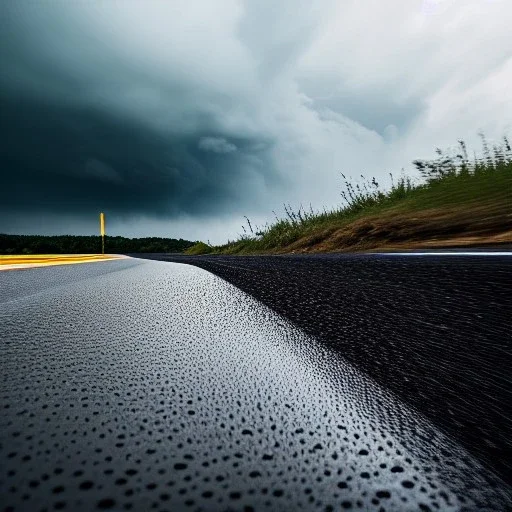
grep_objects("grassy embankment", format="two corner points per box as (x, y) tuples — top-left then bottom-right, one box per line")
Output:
(187, 135), (512, 255)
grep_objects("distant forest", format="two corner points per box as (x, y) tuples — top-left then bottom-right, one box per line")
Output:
(0, 234), (197, 255)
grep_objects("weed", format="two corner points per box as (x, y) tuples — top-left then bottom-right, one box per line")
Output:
(203, 134), (512, 254)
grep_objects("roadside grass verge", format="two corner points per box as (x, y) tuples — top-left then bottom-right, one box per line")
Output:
(185, 135), (512, 255)
(185, 241), (213, 255)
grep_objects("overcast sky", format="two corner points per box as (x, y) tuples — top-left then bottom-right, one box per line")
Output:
(1, 0), (511, 242)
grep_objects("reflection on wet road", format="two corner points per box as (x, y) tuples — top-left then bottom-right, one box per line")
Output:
(1, 258), (511, 511)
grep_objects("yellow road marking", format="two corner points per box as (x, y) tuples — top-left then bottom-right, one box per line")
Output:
(0, 254), (128, 271)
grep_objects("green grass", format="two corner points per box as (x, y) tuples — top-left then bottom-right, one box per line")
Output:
(195, 134), (511, 255)
(185, 241), (214, 255)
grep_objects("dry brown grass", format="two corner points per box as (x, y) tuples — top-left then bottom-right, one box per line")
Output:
(277, 199), (512, 253)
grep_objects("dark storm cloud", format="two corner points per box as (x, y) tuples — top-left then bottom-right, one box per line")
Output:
(0, 1), (279, 227)
(0, 91), (277, 217)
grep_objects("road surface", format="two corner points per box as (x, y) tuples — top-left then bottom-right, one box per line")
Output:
(136, 253), (512, 485)
(1, 256), (511, 511)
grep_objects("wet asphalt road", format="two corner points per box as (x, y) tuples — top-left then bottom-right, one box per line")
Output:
(1, 256), (511, 511)
(135, 254), (512, 485)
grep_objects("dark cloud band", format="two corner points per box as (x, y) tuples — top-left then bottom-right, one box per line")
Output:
(0, 91), (277, 219)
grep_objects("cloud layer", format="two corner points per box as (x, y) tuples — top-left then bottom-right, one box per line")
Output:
(1, 0), (511, 241)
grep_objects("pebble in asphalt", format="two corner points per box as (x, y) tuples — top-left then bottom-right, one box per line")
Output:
(1, 258), (511, 511)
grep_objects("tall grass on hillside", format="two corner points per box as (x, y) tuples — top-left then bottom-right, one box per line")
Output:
(185, 135), (511, 255)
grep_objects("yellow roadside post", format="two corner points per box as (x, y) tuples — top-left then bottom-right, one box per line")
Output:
(100, 212), (106, 255)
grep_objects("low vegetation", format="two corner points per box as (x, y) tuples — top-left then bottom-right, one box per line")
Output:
(184, 241), (214, 255)
(0, 235), (196, 255)
(186, 134), (512, 255)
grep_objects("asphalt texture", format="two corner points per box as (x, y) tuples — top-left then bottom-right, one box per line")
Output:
(136, 253), (512, 487)
(1, 256), (511, 511)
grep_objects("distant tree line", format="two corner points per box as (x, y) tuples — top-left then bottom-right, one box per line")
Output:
(0, 234), (197, 255)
